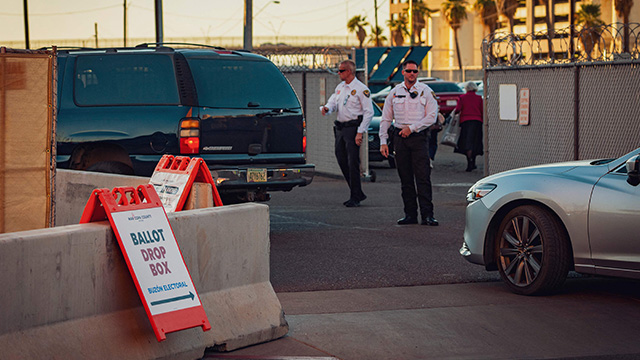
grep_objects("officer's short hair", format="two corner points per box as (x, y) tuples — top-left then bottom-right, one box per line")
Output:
(402, 60), (419, 69)
(341, 60), (356, 74)
(465, 81), (479, 92)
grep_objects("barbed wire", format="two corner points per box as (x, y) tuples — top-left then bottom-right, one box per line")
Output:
(252, 46), (352, 73)
(483, 22), (640, 68)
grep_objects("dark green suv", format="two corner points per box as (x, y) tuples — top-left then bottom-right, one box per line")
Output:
(56, 44), (314, 202)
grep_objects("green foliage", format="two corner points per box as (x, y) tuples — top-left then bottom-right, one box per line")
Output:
(442, 0), (469, 30)
(473, 0), (498, 32)
(576, 3), (604, 28)
(347, 15), (370, 48)
(368, 25), (388, 46)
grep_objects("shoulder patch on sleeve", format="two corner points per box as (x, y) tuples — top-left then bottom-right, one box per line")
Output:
(364, 90), (370, 98)
(431, 91), (437, 100)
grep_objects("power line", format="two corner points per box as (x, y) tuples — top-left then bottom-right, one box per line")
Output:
(0, 4), (121, 17)
(129, 4), (242, 21)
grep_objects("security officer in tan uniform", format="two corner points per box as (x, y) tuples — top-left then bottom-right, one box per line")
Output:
(379, 60), (439, 225)
(320, 60), (374, 207)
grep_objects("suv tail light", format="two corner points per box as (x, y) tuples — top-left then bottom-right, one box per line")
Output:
(302, 119), (307, 153)
(179, 118), (200, 154)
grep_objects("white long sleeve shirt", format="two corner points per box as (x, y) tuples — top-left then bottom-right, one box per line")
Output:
(379, 81), (439, 145)
(322, 78), (374, 134)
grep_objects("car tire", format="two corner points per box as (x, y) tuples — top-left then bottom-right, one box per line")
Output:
(495, 205), (570, 295)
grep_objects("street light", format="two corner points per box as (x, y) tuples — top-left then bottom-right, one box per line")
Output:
(244, 0), (280, 51)
(255, 0), (280, 18)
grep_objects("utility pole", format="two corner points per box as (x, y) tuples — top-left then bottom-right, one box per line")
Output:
(94, 23), (99, 48)
(23, 0), (30, 49)
(346, 0), (349, 46)
(244, 0), (253, 51)
(155, 0), (163, 45)
(374, 0), (380, 47)
(124, 0), (127, 47)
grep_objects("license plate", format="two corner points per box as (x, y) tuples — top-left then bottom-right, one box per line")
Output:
(247, 168), (267, 182)
(446, 99), (457, 106)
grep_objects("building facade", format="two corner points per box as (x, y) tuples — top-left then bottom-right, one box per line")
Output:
(388, 0), (638, 81)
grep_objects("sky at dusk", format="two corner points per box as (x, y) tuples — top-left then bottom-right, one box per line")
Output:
(0, 0), (391, 43)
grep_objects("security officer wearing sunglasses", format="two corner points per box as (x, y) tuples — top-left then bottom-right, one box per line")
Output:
(320, 60), (374, 207)
(379, 60), (439, 226)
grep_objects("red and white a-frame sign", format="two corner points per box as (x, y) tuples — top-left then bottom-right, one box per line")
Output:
(80, 184), (211, 341)
(149, 155), (223, 213)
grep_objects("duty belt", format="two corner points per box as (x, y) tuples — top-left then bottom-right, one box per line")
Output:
(334, 116), (362, 130)
(393, 126), (428, 137)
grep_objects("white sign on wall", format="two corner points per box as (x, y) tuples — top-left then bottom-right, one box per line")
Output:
(499, 84), (518, 121)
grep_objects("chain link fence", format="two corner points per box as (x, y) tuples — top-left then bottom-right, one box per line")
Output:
(483, 23), (640, 174)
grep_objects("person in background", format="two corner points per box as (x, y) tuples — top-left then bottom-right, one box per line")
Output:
(453, 81), (484, 172)
(379, 60), (439, 226)
(320, 60), (374, 207)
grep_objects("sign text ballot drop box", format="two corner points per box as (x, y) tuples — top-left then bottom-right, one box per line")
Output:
(80, 184), (211, 341)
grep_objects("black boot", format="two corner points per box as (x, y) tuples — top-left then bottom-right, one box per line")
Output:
(465, 157), (476, 172)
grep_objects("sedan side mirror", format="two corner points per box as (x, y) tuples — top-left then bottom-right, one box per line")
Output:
(626, 155), (640, 186)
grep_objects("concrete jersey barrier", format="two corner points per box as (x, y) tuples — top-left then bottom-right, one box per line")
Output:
(1, 170), (288, 359)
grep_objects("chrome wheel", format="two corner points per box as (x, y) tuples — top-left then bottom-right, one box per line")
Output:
(496, 205), (570, 295)
(499, 215), (544, 287)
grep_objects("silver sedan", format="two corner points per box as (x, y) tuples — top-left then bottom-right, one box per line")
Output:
(461, 147), (640, 295)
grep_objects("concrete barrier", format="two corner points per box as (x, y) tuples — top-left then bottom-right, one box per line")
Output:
(55, 169), (150, 226)
(1, 170), (288, 359)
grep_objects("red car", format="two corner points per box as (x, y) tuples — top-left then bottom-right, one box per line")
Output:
(372, 79), (464, 116)
(422, 80), (465, 116)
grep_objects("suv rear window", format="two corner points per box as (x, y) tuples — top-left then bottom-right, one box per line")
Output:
(187, 58), (300, 109)
(74, 54), (180, 106)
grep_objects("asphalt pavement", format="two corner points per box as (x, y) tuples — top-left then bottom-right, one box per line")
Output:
(203, 145), (640, 360)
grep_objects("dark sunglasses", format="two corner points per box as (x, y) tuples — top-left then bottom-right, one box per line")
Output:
(404, 69), (419, 74)
(338, 69), (348, 73)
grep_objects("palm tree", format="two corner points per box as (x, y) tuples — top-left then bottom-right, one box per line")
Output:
(408, 1), (437, 45)
(473, 0), (498, 35)
(387, 15), (409, 46)
(347, 15), (370, 48)
(614, 0), (634, 53)
(368, 25), (388, 46)
(474, 0), (498, 64)
(496, 0), (518, 33)
(442, 0), (468, 78)
(576, 3), (604, 59)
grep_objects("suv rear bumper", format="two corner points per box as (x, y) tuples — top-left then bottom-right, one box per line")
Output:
(210, 164), (315, 192)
